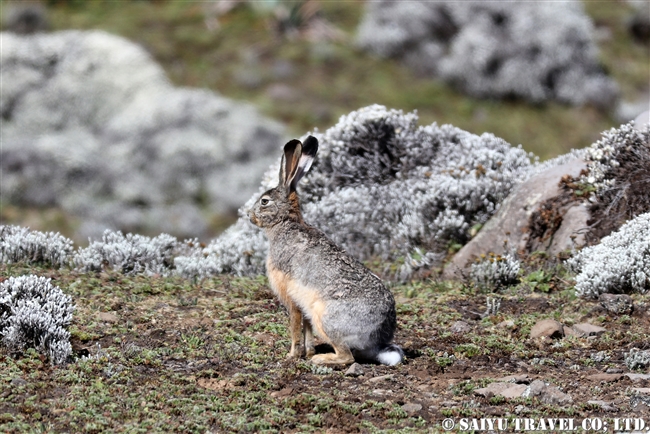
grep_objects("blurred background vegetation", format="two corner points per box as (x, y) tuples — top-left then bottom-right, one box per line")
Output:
(1, 0), (648, 240)
(17, 0), (649, 159)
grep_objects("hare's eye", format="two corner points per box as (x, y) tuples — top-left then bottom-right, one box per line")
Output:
(261, 198), (269, 206)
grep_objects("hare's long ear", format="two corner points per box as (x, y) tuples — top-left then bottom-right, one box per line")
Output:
(280, 139), (303, 190)
(288, 135), (318, 192)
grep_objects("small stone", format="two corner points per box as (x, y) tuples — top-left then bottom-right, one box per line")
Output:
(497, 320), (515, 329)
(630, 394), (650, 411)
(530, 319), (564, 339)
(270, 387), (294, 398)
(572, 323), (606, 337)
(450, 320), (471, 334)
(501, 384), (528, 399)
(474, 382), (526, 399)
(368, 374), (395, 383)
(97, 312), (118, 323)
(586, 373), (622, 382)
(372, 389), (393, 396)
(523, 379), (572, 405)
(563, 325), (580, 337)
(345, 363), (364, 377)
(401, 403), (422, 414)
(588, 400), (618, 412)
(495, 374), (529, 384)
(523, 379), (546, 397)
(474, 382), (510, 398)
(633, 388), (650, 394)
(605, 367), (623, 374)
(626, 373), (650, 381)
(10, 378), (27, 387)
(599, 293), (634, 315)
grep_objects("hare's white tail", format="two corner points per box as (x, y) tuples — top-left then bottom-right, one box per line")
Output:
(376, 344), (404, 366)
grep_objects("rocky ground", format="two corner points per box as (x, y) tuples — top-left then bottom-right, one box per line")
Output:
(1, 260), (649, 433)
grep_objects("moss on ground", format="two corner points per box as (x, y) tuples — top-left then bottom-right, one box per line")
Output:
(1, 259), (649, 432)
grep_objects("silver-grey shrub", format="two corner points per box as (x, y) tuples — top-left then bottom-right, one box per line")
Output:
(0, 225), (74, 267)
(625, 348), (650, 371)
(356, 1), (618, 107)
(0, 275), (74, 364)
(176, 105), (533, 280)
(0, 30), (283, 240)
(567, 212), (650, 298)
(74, 230), (186, 276)
(470, 253), (520, 290)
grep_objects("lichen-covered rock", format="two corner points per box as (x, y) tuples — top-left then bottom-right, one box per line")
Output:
(357, 1), (619, 107)
(444, 157), (588, 277)
(0, 30), (284, 240)
(0, 276), (74, 364)
(175, 105), (534, 280)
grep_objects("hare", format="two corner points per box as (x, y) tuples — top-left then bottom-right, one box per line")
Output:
(248, 136), (403, 366)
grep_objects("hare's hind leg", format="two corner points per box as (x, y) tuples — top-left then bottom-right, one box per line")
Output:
(311, 342), (355, 365)
(287, 302), (303, 359)
(303, 318), (315, 358)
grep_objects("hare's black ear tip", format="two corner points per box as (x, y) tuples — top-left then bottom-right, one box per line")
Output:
(284, 139), (302, 153)
(303, 135), (319, 155)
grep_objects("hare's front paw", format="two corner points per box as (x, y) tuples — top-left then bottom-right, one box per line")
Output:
(311, 353), (354, 366)
(287, 346), (306, 359)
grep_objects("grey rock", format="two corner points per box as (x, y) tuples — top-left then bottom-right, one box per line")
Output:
(445, 159), (588, 276)
(523, 379), (572, 405)
(97, 312), (119, 323)
(626, 373), (650, 381)
(345, 363), (365, 377)
(634, 110), (650, 130)
(474, 382), (527, 399)
(599, 293), (634, 315)
(530, 319), (564, 340)
(10, 378), (27, 387)
(587, 400), (618, 412)
(586, 373), (622, 382)
(572, 323), (607, 337)
(401, 403), (423, 414)
(497, 320), (516, 329)
(368, 374), (395, 383)
(563, 325), (580, 337)
(630, 394), (650, 410)
(449, 320), (472, 334)
(495, 374), (529, 384)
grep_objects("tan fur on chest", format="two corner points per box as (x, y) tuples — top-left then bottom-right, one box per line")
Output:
(266, 261), (293, 308)
(266, 260), (328, 341)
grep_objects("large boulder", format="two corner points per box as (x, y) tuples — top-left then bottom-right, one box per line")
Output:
(0, 30), (284, 240)
(444, 158), (588, 278)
